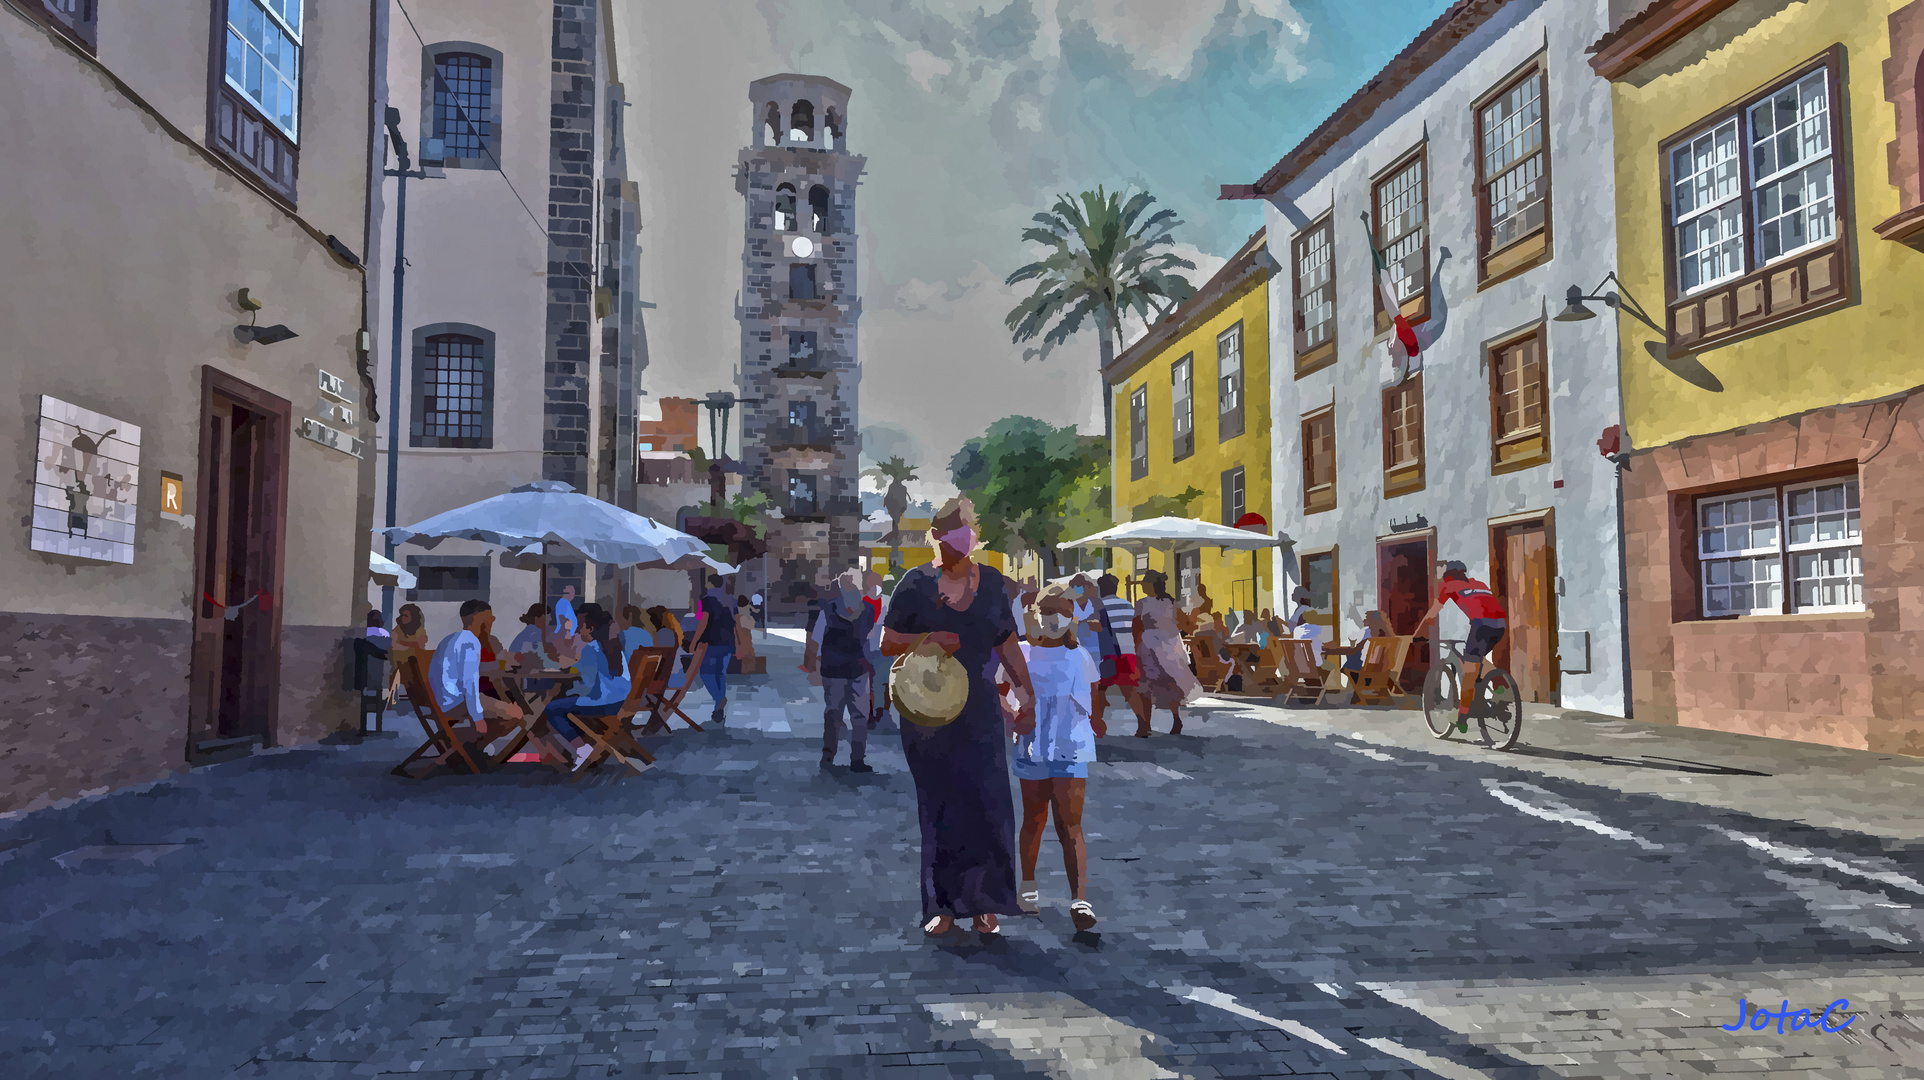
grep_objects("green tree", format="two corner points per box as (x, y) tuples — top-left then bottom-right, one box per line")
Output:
(860, 455), (920, 573)
(1131, 485), (1204, 522)
(1004, 186), (1198, 439)
(950, 417), (1107, 580)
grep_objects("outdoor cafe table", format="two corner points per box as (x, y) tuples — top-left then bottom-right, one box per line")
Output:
(479, 662), (578, 769)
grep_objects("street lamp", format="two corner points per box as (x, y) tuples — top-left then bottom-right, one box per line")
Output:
(1554, 272), (1664, 334)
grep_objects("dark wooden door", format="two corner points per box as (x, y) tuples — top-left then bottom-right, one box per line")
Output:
(1376, 536), (1433, 691)
(1494, 519), (1556, 704)
(188, 382), (287, 755)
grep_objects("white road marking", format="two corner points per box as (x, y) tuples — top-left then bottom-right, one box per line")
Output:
(1334, 741), (1397, 762)
(1359, 1037), (1504, 1080)
(1168, 985), (1347, 1054)
(1706, 825), (1924, 895)
(1482, 779), (1664, 851)
(1314, 982), (1347, 998)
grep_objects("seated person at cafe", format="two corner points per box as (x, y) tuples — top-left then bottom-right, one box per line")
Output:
(429, 600), (526, 748)
(543, 602), (632, 771)
(1328, 610), (1393, 675)
(507, 604), (547, 668)
(1285, 585), (1328, 664)
(1228, 609), (1265, 647)
(619, 604), (656, 662)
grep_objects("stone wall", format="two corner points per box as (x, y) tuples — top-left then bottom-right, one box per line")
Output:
(1624, 385), (1924, 754)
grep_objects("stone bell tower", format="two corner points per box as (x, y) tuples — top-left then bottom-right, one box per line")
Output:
(735, 75), (866, 614)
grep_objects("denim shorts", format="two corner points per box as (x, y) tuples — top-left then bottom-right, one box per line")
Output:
(1012, 756), (1089, 781)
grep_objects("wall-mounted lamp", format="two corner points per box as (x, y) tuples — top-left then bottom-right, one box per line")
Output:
(234, 288), (299, 345)
(1553, 272), (1664, 335)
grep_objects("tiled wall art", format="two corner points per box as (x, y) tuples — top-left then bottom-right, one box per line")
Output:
(31, 395), (140, 563)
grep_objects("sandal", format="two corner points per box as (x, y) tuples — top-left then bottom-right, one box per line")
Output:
(1018, 882), (1040, 915)
(973, 913), (1000, 934)
(922, 914), (954, 935)
(1070, 900), (1097, 931)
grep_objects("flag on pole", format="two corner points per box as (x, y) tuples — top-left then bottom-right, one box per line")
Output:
(1363, 217), (1422, 385)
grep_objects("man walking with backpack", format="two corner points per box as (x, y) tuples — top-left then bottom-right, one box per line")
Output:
(802, 569), (879, 772)
(691, 573), (737, 724)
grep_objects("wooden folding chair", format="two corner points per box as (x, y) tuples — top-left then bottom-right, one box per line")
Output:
(1189, 637), (1232, 693)
(643, 641), (709, 734)
(565, 651), (665, 781)
(391, 653), (485, 779)
(1246, 640), (1288, 696)
(1277, 639), (1329, 705)
(1346, 635), (1414, 707)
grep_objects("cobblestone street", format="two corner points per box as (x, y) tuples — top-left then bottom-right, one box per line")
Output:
(6, 630), (1924, 1079)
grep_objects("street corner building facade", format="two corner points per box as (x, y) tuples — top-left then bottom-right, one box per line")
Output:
(367, 0), (643, 628)
(0, 0), (378, 810)
(1225, 0), (1629, 715)
(1106, 229), (1277, 611)
(1595, 0), (1924, 753)
(735, 74), (866, 615)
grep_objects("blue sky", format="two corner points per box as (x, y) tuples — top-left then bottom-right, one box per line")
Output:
(621, 0), (1456, 497)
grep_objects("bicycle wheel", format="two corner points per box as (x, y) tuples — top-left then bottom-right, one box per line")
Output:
(1477, 666), (1523, 750)
(1421, 662), (1459, 738)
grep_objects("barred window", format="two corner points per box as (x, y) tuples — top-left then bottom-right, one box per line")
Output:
(1374, 154), (1428, 304)
(1477, 67), (1548, 259)
(1697, 477), (1861, 617)
(412, 332), (493, 448)
(433, 53), (494, 161)
(1292, 218), (1335, 366)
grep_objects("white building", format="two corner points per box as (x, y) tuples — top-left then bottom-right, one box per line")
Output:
(1225, 0), (1629, 714)
(367, 0), (642, 632)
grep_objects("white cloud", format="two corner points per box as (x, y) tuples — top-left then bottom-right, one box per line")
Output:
(904, 48), (954, 89)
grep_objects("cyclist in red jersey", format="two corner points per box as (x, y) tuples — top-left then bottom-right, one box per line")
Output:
(1416, 561), (1509, 730)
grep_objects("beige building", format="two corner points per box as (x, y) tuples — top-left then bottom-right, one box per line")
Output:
(367, 0), (643, 633)
(1, 0), (380, 810)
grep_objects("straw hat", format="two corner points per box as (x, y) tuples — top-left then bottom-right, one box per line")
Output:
(891, 637), (969, 727)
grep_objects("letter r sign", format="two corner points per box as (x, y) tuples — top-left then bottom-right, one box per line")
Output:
(160, 472), (184, 518)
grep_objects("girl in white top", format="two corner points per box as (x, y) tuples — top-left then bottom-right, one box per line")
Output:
(1012, 582), (1103, 932)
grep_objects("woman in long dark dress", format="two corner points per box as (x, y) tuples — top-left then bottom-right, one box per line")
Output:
(881, 497), (1036, 935)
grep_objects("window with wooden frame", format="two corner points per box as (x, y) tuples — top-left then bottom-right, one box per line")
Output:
(1221, 466), (1246, 526)
(1488, 326), (1548, 472)
(1694, 474), (1861, 618)
(1662, 51), (1850, 353)
(1171, 355), (1195, 461)
(1474, 60), (1552, 285)
(210, 0), (302, 204)
(1292, 217), (1336, 375)
(1302, 405), (1336, 513)
(1382, 374), (1425, 497)
(1372, 149), (1430, 331)
(19, 0), (96, 52)
(1129, 386), (1149, 481)
(1217, 322), (1245, 441)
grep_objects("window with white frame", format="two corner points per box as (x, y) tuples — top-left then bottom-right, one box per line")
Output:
(1292, 218), (1335, 362)
(1670, 66), (1836, 296)
(1171, 354), (1194, 461)
(224, 0), (302, 139)
(1217, 321), (1244, 440)
(1696, 476), (1861, 617)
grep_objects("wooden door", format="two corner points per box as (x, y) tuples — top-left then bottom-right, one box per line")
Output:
(1376, 536), (1433, 691)
(187, 373), (290, 757)
(1494, 519), (1556, 704)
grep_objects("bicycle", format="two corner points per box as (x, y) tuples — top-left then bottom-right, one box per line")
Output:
(1422, 639), (1523, 750)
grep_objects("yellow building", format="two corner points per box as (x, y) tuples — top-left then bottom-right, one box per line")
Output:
(1595, 0), (1924, 753)
(862, 518), (1007, 577)
(1105, 229), (1275, 613)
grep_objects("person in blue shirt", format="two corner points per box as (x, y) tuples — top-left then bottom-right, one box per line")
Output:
(542, 602), (632, 771)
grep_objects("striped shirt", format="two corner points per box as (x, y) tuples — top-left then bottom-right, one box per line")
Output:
(1101, 596), (1136, 655)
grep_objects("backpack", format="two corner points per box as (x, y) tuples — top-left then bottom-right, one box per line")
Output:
(1092, 598), (1120, 681)
(703, 594), (737, 645)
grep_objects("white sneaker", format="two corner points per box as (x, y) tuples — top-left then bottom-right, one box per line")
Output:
(571, 744), (595, 771)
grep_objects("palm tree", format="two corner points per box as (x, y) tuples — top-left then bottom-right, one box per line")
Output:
(861, 455), (919, 574)
(1004, 186), (1198, 438)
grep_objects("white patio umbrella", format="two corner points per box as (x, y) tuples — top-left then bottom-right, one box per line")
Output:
(368, 550), (416, 589)
(378, 481), (709, 570)
(1060, 516), (1286, 556)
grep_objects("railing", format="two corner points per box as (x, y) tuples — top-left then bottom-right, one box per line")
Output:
(766, 421), (836, 449)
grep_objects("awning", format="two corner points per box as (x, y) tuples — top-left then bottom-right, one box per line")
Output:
(369, 550), (416, 590)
